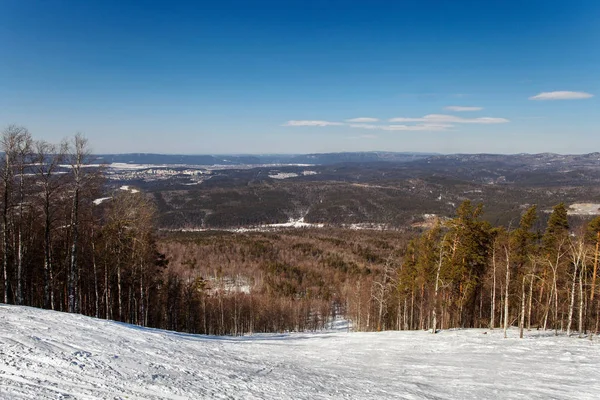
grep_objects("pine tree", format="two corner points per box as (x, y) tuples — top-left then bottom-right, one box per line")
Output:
(510, 205), (538, 337)
(543, 203), (569, 253)
(443, 201), (492, 327)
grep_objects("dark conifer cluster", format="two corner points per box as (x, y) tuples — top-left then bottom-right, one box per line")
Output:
(390, 201), (600, 337)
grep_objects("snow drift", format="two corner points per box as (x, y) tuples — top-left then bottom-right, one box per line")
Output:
(1, 305), (599, 399)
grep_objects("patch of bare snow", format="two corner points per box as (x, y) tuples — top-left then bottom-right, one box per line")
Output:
(267, 217), (324, 229)
(232, 217), (325, 232)
(109, 163), (169, 170)
(346, 223), (388, 230)
(59, 164), (102, 169)
(207, 277), (252, 295)
(92, 197), (111, 206)
(268, 172), (299, 180)
(120, 185), (140, 193)
(568, 203), (600, 216)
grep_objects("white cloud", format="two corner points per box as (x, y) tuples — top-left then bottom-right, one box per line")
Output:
(283, 120), (344, 127)
(382, 124), (452, 131)
(345, 117), (379, 123)
(443, 106), (483, 112)
(284, 113), (508, 131)
(349, 123), (452, 132)
(348, 124), (379, 130)
(529, 91), (594, 100)
(389, 114), (509, 124)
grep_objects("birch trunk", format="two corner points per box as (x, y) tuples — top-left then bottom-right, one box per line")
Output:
(568, 238), (586, 336)
(527, 272), (534, 330)
(520, 277), (526, 339)
(567, 264), (578, 336)
(43, 189), (52, 309)
(2, 155), (10, 304)
(91, 229), (99, 318)
(504, 245), (510, 338)
(490, 243), (496, 329)
(579, 265), (584, 337)
(117, 263), (122, 321)
(432, 239), (443, 333)
(68, 186), (79, 313)
(16, 160), (27, 305)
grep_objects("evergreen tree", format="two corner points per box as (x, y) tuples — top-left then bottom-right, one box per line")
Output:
(543, 203), (569, 254)
(442, 201), (492, 327)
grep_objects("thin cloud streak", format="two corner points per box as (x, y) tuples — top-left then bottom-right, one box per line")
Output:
(444, 106), (483, 112)
(389, 114), (509, 124)
(346, 117), (379, 123)
(284, 113), (509, 131)
(349, 123), (452, 131)
(529, 91), (594, 100)
(283, 120), (344, 127)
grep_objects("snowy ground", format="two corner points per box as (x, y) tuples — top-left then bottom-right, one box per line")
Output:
(1, 305), (600, 399)
(568, 203), (600, 215)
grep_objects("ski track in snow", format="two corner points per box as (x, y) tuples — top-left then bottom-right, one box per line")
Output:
(1, 305), (599, 399)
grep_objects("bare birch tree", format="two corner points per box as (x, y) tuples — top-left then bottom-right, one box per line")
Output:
(66, 134), (92, 313)
(33, 140), (66, 309)
(1, 125), (31, 304)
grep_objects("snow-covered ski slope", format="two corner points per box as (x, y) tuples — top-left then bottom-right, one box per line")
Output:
(1, 305), (599, 400)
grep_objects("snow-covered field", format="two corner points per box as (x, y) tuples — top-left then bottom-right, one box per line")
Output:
(268, 171), (318, 179)
(568, 203), (600, 215)
(1, 305), (599, 399)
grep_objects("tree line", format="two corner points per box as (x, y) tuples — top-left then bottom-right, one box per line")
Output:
(0, 125), (168, 326)
(350, 200), (600, 337)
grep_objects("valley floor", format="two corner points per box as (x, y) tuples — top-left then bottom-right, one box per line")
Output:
(1, 305), (599, 399)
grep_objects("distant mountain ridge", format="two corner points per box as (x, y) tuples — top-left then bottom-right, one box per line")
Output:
(94, 151), (438, 166)
(99, 150), (600, 230)
(95, 151), (600, 167)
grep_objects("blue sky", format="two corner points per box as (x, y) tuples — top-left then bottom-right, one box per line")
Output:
(1, 0), (598, 154)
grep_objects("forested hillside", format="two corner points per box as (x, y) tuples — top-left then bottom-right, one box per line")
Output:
(158, 202), (600, 337)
